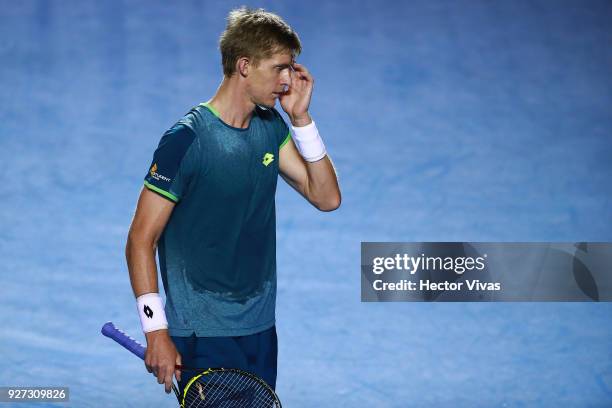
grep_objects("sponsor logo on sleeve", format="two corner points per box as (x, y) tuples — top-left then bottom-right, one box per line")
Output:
(149, 163), (171, 182)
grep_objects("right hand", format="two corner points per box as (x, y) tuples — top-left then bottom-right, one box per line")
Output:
(144, 329), (182, 393)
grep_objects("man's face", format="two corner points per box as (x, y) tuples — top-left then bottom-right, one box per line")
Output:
(246, 51), (293, 108)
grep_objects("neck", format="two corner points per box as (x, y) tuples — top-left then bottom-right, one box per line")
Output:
(207, 76), (255, 129)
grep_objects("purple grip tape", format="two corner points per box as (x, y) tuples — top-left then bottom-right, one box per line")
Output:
(101, 322), (146, 360)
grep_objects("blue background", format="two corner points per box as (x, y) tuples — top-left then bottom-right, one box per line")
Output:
(1, 0), (611, 406)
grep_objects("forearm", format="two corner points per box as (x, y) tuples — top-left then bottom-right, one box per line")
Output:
(133, 243), (177, 395)
(126, 234), (161, 297)
(127, 235), (169, 335)
(304, 155), (341, 211)
(280, 116), (341, 211)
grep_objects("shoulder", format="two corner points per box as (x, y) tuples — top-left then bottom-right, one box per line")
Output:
(254, 105), (285, 125)
(256, 106), (290, 147)
(157, 123), (197, 152)
(174, 103), (217, 136)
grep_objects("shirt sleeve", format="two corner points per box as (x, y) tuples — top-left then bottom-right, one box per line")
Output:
(272, 108), (291, 149)
(143, 124), (198, 203)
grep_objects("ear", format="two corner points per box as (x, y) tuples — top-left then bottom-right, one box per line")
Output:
(237, 57), (250, 78)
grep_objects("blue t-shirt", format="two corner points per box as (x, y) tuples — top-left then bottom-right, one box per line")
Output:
(144, 102), (291, 336)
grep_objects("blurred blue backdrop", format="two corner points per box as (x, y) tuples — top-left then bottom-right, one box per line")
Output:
(1, 0), (611, 406)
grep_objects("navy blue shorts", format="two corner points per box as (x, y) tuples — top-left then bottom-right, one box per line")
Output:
(171, 325), (278, 394)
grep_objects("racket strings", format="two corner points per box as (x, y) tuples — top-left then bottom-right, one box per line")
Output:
(183, 370), (279, 408)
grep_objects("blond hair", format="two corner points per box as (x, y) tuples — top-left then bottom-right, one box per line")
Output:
(219, 7), (302, 76)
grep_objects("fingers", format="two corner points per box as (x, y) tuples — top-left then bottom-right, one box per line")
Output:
(157, 366), (166, 384)
(152, 363), (173, 393)
(144, 330), (180, 394)
(291, 63), (313, 82)
(145, 350), (162, 380)
(164, 368), (174, 394)
(151, 360), (176, 393)
(145, 347), (177, 394)
(145, 351), (153, 374)
(175, 353), (182, 383)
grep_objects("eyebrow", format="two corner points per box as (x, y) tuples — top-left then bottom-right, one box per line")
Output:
(274, 64), (293, 70)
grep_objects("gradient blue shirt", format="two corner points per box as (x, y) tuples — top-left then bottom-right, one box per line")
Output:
(144, 102), (291, 336)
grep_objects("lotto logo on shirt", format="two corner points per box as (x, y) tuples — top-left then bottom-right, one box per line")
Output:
(149, 163), (171, 182)
(262, 153), (274, 166)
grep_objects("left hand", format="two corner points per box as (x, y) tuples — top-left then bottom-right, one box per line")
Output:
(279, 62), (314, 127)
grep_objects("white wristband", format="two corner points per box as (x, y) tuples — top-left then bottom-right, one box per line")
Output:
(290, 120), (327, 162)
(136, 293), (168, 333)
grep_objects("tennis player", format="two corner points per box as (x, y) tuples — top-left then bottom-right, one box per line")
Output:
(125, 7), (341, 395)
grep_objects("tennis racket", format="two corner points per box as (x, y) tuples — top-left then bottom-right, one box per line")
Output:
(101, 322), (282, 407)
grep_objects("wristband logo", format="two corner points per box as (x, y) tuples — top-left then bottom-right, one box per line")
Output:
(143, 305), (153, 319)
(149, 163), (171, 182)
(262, 153), (274, 166)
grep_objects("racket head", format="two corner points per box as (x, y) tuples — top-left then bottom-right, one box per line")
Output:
(181, 368), (281, 408)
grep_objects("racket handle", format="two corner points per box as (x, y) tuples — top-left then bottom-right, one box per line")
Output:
(101, 322), (146, 360)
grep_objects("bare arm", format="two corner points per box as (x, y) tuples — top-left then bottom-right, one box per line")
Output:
(126, 187), (181, 393)
(278, 62), (341, 211)
(279, 137), (341, 211)
(126, 187), (175, 296)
